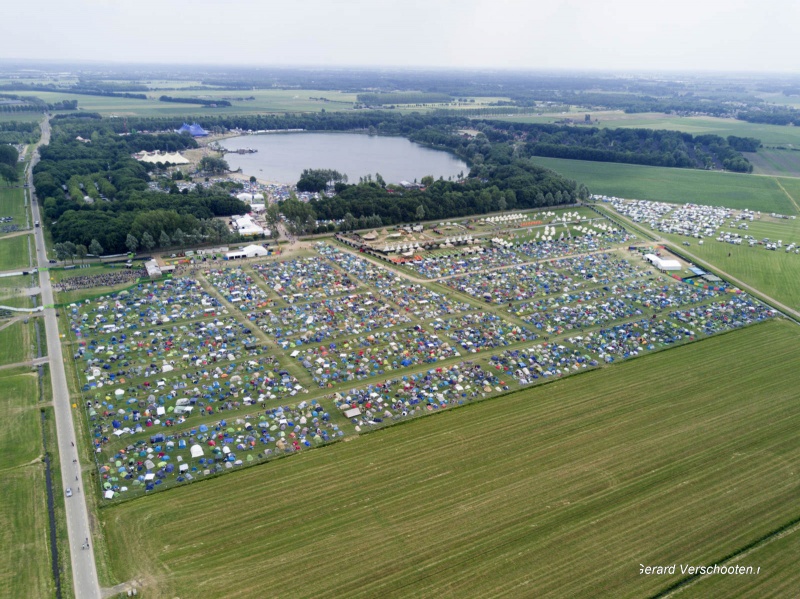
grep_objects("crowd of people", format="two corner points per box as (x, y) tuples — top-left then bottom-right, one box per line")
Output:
(54, 268), (145, 292)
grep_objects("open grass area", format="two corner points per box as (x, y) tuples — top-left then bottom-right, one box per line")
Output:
(17, 88), (360, 118)
(0, 234), (31, 271)
(682, 523), (800, 598)
(100, 319), (800, 598)
(0, 318), (36, 365)
(530, 156), (798, 214)
(0, 467), (55, 597)
(491, 111), (800, 147)
(0, 185), (29, 226)
(0, 370), (41, 466)
(745, 148), (800, 177)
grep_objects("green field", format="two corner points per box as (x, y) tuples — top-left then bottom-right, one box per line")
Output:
(0, 234), (31, 271)
(0, 185), (29, 227)
(0, 364), (59, 598)
(0, 318), (36, 365)
(492, 111), (800, 147)
(100, 319), (800, 598)
(745, 148), (800, 177)
(16, 88), (360, 119)
(529, 156), (799, 214)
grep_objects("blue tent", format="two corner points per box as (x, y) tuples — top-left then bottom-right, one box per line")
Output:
(177, 123), (209, 137)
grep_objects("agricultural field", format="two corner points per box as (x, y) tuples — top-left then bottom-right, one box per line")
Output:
(744, 148), (800, 177)
(492, 111), (800, 147)
(14, 89), (361, 119)
(529, 156), (799, 214)
(0, 367), (54, 599)
(99, 318), (800, 598)
(0, 234), (31, 271)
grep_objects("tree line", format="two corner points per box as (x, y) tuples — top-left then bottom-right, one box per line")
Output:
(33, 117), (248, 254)
(158, 96), (232, 107)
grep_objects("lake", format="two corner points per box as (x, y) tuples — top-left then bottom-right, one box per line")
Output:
(219, 132), (468, 185)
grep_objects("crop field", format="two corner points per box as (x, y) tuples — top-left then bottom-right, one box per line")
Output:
(99, 318), (800, 598)
(491, 111), (800, 147)
(744, 148), (800, 177)
(529, 156), (798, 214)
(16, 89), (360, 118)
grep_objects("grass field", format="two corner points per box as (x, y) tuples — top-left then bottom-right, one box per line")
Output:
(529, 157), (799, 214)
(16, 89), (361, 119)
(491, 111), (800, 147)
(0, 234), (30, 271)
(0, 318), (36, 365)
(745, 148), (800, 177)
(0, 185), (29, 226)
(100, 319), (800, 598)
(0, 370), (40, 466)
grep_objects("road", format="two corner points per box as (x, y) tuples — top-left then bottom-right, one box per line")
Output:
(28, 117), (101, 599)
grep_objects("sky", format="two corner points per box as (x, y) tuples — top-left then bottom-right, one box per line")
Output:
(1, 0), (798, 73)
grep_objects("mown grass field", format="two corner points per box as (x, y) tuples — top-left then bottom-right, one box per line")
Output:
(100, 319), (800, 599)
(0, 185), (29, 226)
(0, 234), (30, 271)
(0, 366), (54, 598)
(529, 156), (798, 214)
(0, 318), (36, 365)
(681, 523), (800, 598)
(744, 148), (800, 177)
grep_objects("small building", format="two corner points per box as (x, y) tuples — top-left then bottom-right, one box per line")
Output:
(225, 245), (269, 260)
(231, 215), (265, 237)
(144, 259), (162, 280)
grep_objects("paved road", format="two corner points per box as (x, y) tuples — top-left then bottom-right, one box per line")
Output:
(29, 117), (101, 599)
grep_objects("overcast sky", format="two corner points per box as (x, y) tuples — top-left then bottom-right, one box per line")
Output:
(1, 0), (797, 72)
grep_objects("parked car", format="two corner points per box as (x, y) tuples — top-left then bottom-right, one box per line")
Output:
(65, 488), (72, 498)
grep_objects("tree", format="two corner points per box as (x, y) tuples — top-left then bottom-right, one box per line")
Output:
(198, 156), (229, 174)
(126, 234), (138, 254)
(0, 164), (18, 186)
(54, 242), (69, 262)
(421, 175), (434, 187)
(159, 230), (171, 248)
(249, 175), (257, 184)
(89, 239), (103, 256)
(141, 231), (156, 252)
(415, 204), (426, 220)
(75, 244), (88, 263)
(172, 228), (187, 247)
(63, 241), (76, 264)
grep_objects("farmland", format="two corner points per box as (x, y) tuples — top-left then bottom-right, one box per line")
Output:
(13, 89), (361, 119)
(744, 148), (800, 177)
(0, 367), (54, 598)
(99, 318), (800, 598)
(528, 156), (799, 214)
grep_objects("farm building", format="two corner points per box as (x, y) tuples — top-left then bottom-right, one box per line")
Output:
(226, 245), (270, 260)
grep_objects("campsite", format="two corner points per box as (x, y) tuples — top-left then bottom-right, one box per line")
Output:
(57, 233), (780, 499)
